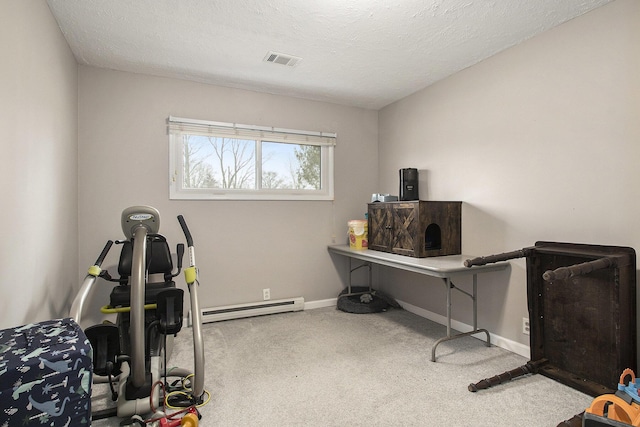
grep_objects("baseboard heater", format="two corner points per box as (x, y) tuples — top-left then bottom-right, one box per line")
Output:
(198, 297), (305, 323)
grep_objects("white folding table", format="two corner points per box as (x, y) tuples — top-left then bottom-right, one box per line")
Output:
(327, 244), (509, 361)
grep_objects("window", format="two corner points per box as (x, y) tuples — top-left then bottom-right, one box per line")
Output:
(168, 116), (336, 200)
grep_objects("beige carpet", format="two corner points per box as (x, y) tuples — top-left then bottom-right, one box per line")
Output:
(92, 306), (593, 426)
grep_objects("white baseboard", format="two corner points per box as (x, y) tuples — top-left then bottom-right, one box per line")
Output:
(304, 298), (337, 310)
(396, 299), (531, 358)
(199, 297), (304, 323)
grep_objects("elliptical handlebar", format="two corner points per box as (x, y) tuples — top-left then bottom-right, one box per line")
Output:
(95, 240), (114, 266)
(177, 215), (193, 247)
(70, 240), (115, 325)
(178, 215), (196, 269)
(176, 215), (205, 402)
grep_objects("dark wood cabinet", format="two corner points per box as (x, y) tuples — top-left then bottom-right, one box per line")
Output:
(367, 201), (461, 258)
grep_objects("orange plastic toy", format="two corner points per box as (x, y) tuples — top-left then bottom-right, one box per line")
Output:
(180, 413), (198, 427)
(584, 369), (640, 426)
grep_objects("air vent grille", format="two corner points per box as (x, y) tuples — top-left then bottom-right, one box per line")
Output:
(264, 51), (301, 67)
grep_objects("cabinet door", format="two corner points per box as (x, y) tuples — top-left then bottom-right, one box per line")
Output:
(368, 203), (393, 252)
(391, 203), (419, 256)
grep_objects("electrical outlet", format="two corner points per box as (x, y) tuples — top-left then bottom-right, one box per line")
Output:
(263, 288), (271, 301)
(522, 317), (530, 335)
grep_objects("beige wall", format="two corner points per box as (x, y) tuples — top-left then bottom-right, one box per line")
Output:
(377, 0), (640, 352)
(0, 1), (78, 329)
(77, 67), (378, 326)
(3, 0), (637, 357)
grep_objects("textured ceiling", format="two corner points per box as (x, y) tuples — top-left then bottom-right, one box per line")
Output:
(46, 0), (612, 110)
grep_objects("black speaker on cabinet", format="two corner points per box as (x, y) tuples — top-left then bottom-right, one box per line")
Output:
(399, 168), (419, 201)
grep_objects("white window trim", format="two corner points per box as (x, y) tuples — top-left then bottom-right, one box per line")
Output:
(168, 116), (336, 201)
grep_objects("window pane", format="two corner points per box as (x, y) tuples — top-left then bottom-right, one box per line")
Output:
(169, 117), (334, 200)
(183, 135), (255, 189)
(262, 141), (321, 190)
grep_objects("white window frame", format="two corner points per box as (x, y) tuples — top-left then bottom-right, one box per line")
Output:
(168, 116), (335, 201)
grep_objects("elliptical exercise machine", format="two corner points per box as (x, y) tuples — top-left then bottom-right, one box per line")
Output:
(70, 206), (206, 425)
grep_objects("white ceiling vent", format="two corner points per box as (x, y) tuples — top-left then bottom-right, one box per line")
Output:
(264, 51), (301, 67)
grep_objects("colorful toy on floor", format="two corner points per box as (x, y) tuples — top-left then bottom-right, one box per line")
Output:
(157, 407), (199, 426)
(584, 369), (640, 426)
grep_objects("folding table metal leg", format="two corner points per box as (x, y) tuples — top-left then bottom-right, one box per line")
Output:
(430, 274), (491, 362)
(341, 258), (373, 297)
